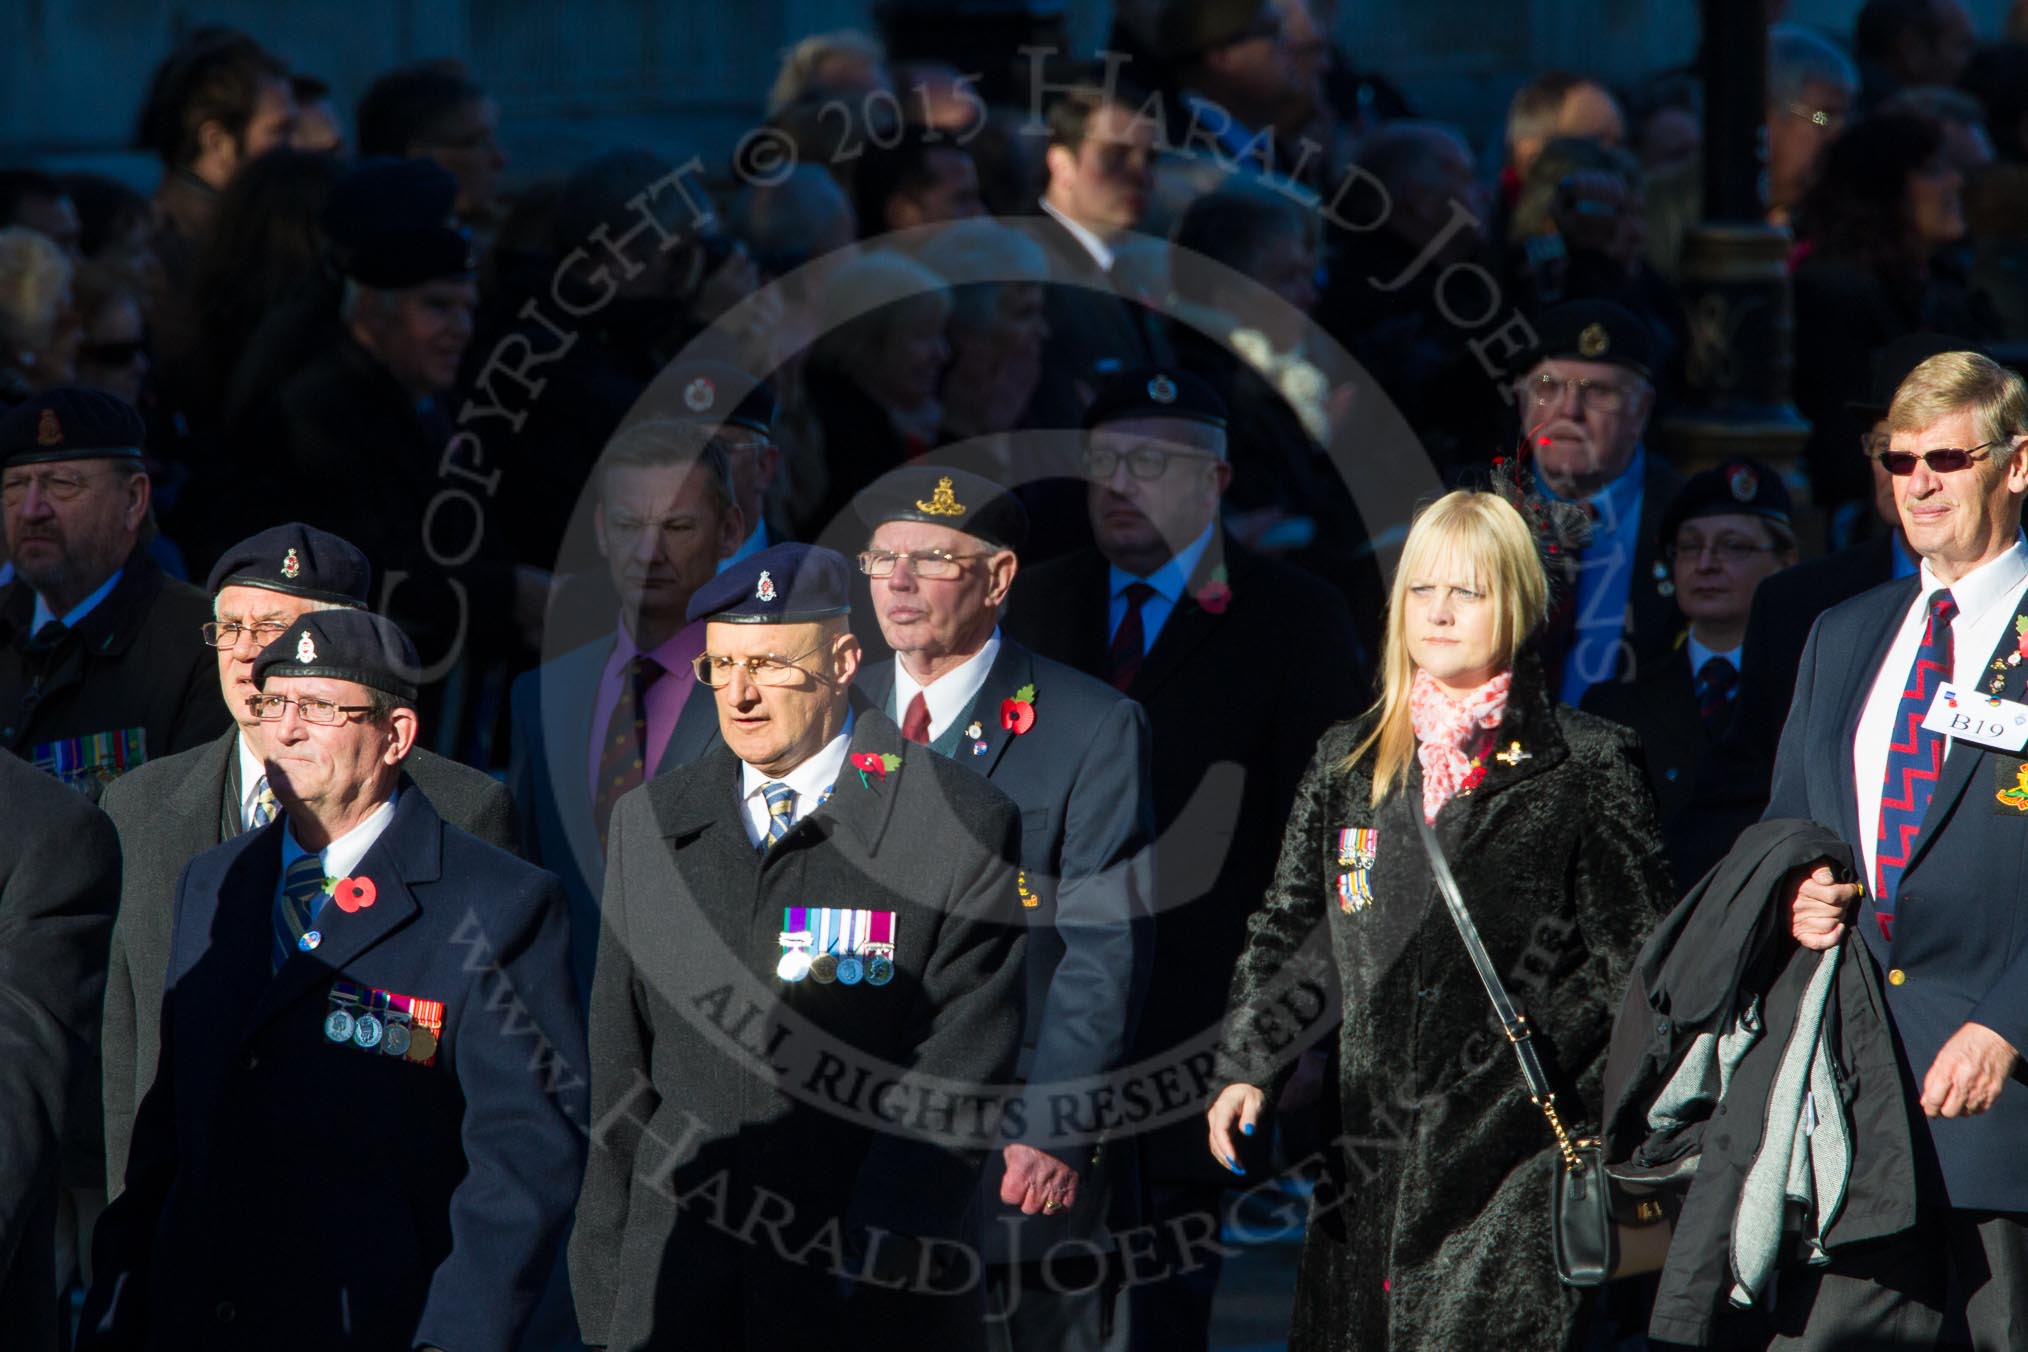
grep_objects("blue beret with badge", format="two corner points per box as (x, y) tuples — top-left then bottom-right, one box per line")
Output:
(1659, 457), (1792, 547)
(687, 542), (852, 624)
(205, 523), (372, 607)
(660, 358), (779, 436)
(0, 387), (146, 468)
(1521, 299), (1656, 380)
(1082, 366), (1229, 431)
(851, 464), (1029, 553)
(322, 157), (473, 289)
(252, 609), (422, 704)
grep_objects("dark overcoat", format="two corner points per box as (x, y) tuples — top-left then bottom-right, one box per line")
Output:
(80, 787), (584, 1352)
(0, 751), (119, 1352)
(0, 552), (226, 786)
(1214, 656), (1675, 1352)
(98, 733), (520, 1192)
(1582, 643), (1734, 891)
(569, 709), (1029, 1352)
(856, 639), (1155, 1256)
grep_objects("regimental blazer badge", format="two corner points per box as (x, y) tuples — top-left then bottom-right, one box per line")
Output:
(1335, 827), (1377, 913)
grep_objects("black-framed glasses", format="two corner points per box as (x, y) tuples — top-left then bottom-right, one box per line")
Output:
(1871, 440), (2007, 476)
(1526, 374), (1631, 414)
(246, 693), (375, 725)
(79, 339), (148, 367)
(692, 642), (831, 688)
(1664, 537), (1782, 564)
(857, 549), (990, 579)
(1085, 445), (1216, 482)
(201, 620), (292, 649)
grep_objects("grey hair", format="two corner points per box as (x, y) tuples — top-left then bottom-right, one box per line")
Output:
(211, 595), (353, 620)
(1768, 23), (1858, 111)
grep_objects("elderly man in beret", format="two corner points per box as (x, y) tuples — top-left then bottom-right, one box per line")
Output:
(850, 465), (1154, 1348)
(655, 358), (788, 571)
(1516, 298), (1686, 704)
(1584, 459), (1798, 890)
(0, 387), (226, 788)
(1004, 366), (1361, 1350)
(81, 609), (584, 1352)
(571, 542), (1028, 1352)
(100, 522), (519, 1200)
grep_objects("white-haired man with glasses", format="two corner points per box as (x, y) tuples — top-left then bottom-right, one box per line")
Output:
(572, 541), (1028, 1352)
(1760, 349), (2028, 1343)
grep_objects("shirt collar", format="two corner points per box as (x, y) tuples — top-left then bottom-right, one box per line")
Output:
(236, 732), (268, 816)
(607, 616), (708, 682)
(739, 715), (856, 815)
(31, 567), (123, 633)
(279, 793), (399, 882)
(1918, 536), (2028, 622)
(1040, 198), (1114, 273)
(893, 629), (1002, 739)
(1685, 633), (1740, 677)
(1109, 523), (1216, 605)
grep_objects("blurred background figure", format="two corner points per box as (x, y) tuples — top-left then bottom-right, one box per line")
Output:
(0, 228), (79, 407)
(355, 59), (508, 234)
(288, 73), (347, 155)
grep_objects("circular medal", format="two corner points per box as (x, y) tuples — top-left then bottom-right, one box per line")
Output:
(323, 1008), (355, 1042)
(298, 930), (322, 953)
(406, 1027), (438, 1062)
(866, 956), (894, 986)
(383, 1022), (412, 1056)
(810, 953), (840, 984)
(352, 1013), (384, 1049)
(777, 949), (812, 983)
(836, 956), (864, 986)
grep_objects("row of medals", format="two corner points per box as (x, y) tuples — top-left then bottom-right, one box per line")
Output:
(324, 1002), (436, 1059)
(778, 948), (895, 986)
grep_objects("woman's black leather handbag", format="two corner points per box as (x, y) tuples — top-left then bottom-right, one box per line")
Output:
(1414, 812), (1683, 1286)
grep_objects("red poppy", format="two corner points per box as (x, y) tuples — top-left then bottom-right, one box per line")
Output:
(1460, 762), (1487, 793)
(850, 752), (889, 781)
(332, 876), (377, 913)
(1000, 683), (1038, 735)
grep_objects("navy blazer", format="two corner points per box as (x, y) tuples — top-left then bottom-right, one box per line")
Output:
(81, 784), (586, 1352)
(509, 633), (721, 1001)
(1767, 574), (2028, 1210)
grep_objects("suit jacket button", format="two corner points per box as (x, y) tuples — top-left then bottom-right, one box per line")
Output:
(215, 1300), (237, 1323)
(241, 1052), (259, 1071)
(1889, 968), (1907, 986)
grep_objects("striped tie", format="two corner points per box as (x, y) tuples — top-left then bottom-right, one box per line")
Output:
(250, 775), (279, 829)
(760, 781), (796, 854)
(1874, 588), (1957, 940)
(274, 854), (328, 972)
(1695, 657), (1738, 739)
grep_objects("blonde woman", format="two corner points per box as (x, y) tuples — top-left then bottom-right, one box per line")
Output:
(1206, 489), (1674, 1351)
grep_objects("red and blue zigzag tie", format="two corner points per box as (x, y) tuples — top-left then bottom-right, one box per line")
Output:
(1874, 588), (1957, 940)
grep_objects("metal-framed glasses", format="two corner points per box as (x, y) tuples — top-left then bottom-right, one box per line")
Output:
(692, 643), (830, 688)
(1870, 440), (2006, 476)
(1084, 445), (1215, 481)
(857, 549), (989, 579)
(246, 693), (375, 724)
(201, 620), (292, 649)
(1526, 374), (1630, 414)
(1664, 535), (1781, 564)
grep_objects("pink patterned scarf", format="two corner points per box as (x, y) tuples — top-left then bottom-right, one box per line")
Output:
(1409, 667), (1513, 824)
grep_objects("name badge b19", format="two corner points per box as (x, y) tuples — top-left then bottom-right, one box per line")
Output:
(1923, 683), (2028, 752)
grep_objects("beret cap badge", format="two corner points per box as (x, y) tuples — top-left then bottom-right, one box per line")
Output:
(36, 409), (61, 446)
(684, 376), (715, 413)
(281, 548), (302, 580)
(296, 630), (318, 664)
(1147, 374), (1178, 404)
(1729, 464), (1759, 503)
(1578, 322), (1610, 359)
(916, 476), (966, 516)
(755, 570), (777, 603)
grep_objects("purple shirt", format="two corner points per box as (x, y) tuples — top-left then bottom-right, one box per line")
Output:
(586, 618), (708, 800)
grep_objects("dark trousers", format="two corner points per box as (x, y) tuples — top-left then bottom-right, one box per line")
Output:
(985, 1251), (1129, 1352)
(1126, 1183), (1227, 1352)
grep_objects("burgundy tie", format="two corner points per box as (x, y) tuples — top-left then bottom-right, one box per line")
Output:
(901, 691), (932, 744)
(1107, 582), (1156, 692)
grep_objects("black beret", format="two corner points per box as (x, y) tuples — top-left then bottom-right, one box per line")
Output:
(1521, 299), (1655, 380)
(205, 523), (372, 607)
(688, 542), (852, 624)
(322, 157), (473, 288)
(1850, 332), (1974, 422)
(1083, 367), (1229, 432)
(662, 359), (778, 436)
(253, 610), (421, 704)
(853, 465), (1029, 553)
(1157, 0), (1272, 64)
(1659, 458), (1793, 546)
(0, 388), (146, 468)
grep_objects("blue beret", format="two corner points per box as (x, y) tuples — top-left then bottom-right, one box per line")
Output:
(322, 157), (473, 288)
(0, 388), (146, 468)
(205, 523), (371, 607)
(253, 609), (422, 704)
(1082, 367), (1228, 431)
(1660, 458), (1793, 545)
(853, 465), (1029, 552)
(659, 359), (779, 435)
(687, 542), (852, 624)
(1522, 299), (1655, 380)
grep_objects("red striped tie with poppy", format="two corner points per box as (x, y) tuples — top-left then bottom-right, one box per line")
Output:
(1874, 589), (1956, 941)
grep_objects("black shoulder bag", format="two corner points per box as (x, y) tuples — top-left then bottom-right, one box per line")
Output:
(1414, 811), (1679, 1286)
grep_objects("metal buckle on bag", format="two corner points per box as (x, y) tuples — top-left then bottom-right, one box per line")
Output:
(1505, 1014), (1532, 1042)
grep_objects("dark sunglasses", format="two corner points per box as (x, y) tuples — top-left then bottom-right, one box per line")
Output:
(1871, 439), (2010, 475)
(78, 339), (147, 367)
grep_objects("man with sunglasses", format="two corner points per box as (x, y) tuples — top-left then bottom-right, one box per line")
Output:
(1764, 349), (2028, 1342)
(82, 608), (583, 1352)
(99, 522), (516, 1202)
(851, 465), (1154, 1349)
(573, 542), (1028, 1351)
(1004, 368), (1359, 1349)
(0, 388), (225, 791)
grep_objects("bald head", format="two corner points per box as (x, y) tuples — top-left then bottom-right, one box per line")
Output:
(732, 165), (857, 282)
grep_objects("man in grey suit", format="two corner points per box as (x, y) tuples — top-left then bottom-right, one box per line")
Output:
(509, 421), (744, 1000)
(851, 466), (1153, 1351)
(98, 522), (517, 1195)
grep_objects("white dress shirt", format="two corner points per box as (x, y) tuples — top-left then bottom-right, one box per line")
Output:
(1853, 539), (2028, 887)
(276, 793), (399, 925)
(237, 733), (271, 831)
(893, 630), (1001, 743)
(1685, 635), (1741, 684)
(738, 726), (853, 849)
(1039, 198), (1114, 273)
